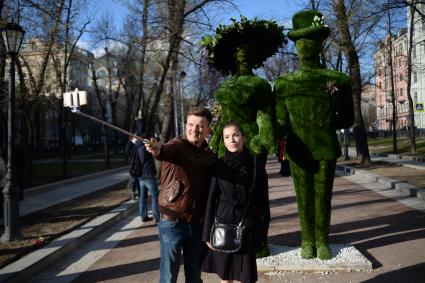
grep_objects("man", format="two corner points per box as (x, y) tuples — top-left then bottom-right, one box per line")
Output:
(145, 107), (216, 283)
(137, 134), (160, 223)
(275, 10), (354, 260)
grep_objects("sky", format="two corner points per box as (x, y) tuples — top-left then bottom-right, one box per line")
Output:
(93, 0), (304, 27)
(82, 0), (307, 55)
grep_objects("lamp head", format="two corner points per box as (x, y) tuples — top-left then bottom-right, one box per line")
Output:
(2, 21), (25, 55)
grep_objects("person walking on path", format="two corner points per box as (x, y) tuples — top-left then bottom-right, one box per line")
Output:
(125, 135), (141, 200)
(145, 107), (216, 283)
(137, 133), (160, 223)
(0, 148), (6, 218)
(202, 121), (270, 283)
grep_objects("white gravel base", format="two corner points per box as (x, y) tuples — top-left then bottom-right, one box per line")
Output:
(257, 244), (372, 272)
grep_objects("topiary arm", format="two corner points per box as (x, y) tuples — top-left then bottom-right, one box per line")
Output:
(276, 97), (290, 140)
(209, 122), (223, 154)
(250, 110), (276, 155)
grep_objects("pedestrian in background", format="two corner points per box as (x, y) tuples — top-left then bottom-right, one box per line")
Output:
(137, 133), (160, 223)
(125, 134), (141, 200)
(278, 138), (291, 177)
(145, 107), (216, 283)
(0, 148), (6, 218)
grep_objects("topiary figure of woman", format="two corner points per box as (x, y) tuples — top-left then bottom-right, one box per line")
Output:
(201, 16), (285, 258)
(275, 10), (354, 260)
(201, 16), (285, 159)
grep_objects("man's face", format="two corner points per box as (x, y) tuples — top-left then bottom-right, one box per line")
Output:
(185, 115), (210, 146)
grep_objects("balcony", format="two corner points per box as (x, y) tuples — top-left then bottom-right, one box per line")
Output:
(397, 95), (407, 104)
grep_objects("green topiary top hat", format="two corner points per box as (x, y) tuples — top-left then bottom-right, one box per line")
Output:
(201, 16), (286, 75)
(287, 10), (330, 42)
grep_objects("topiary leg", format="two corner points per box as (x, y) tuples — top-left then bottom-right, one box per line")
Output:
(314, 159), (336, 260)
(290, 160), (316, 259)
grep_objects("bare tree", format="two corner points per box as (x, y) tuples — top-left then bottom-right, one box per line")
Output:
(90, 63), (111, 168)
(333, 0), (371, 164)
(385, 3), (398, 153)
(406, 1), (416, 153)
(144, 0), (236, 140)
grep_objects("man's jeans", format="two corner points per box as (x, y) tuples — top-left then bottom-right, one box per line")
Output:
(158, 220), (204, 283)
(130, 176), (140, 194)
(139, 178), (160, 222)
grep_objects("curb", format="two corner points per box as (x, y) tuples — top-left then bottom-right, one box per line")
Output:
(25, 166), (129, 197)
(336, 164), (425, 201)
(0, 199), (137, 283)
(370, 152), (425, 163)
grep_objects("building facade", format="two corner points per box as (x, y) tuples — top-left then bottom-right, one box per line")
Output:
(375, 4), (425, 131)
(374, 29), (410, 131)
(19, 38), (94, 149)
(409, 3), (425, 129)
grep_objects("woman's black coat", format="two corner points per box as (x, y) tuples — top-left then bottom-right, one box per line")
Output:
(201, 150), (270, 282)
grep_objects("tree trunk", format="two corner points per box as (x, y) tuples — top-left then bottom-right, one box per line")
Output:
(91, 65), (111, 169)
(134, 0), (150, 134)
(406, 3), (416, 153)
(386, 7), (398, 153)
(333, 0), (371, 164)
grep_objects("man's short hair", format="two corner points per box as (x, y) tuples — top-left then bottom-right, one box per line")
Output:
(186, 107), (213, 124)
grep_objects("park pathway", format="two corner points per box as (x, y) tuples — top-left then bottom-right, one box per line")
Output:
(30, 159), (425, 283)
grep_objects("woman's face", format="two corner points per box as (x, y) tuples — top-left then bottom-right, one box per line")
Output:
(223, 125), (245, 153)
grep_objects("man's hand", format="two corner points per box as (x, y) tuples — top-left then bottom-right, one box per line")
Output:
(145, 139), (161, 158)
(206, 241), (215, 251)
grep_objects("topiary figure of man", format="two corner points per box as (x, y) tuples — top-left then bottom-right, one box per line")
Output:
(275, 10), (354, 260)
(201, 16), (285, 158)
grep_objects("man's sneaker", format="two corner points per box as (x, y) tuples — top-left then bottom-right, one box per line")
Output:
(131, 192), (136, 200)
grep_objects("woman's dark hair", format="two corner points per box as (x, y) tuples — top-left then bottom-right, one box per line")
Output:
(222, 120), (244, 136)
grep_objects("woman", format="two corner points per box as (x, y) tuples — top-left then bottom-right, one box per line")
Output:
(202, 121), (270, 283)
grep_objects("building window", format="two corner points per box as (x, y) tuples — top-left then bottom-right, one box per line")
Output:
(413, 45), (416, 58)
(413, 72), (417, 83)
(422, 17), (425, 30)
(377, 69), (382, 76)
(400, 73), (403, 81)
(400, 88), (403, 96)
(399, 58), (402, 67)
(97, 69), (106, 79)
(378, 82), (382, 89)
(414, 92), (418, 103)
(31, 42), (36, 51)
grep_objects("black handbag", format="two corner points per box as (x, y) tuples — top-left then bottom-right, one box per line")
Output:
(209, 157), (256, 253)
(210, 220), (245, 253)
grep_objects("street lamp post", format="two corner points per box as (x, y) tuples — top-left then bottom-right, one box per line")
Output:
(1, 22), (25, 243)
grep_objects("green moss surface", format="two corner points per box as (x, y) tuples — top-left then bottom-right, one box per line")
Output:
(275, 68), (354, 163)
(209, 75), (275, 157)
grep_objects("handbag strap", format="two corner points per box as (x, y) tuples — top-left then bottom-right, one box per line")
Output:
(213, 156), (257, 227)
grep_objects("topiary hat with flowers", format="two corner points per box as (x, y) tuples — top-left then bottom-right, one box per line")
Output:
(287, 10), (330, 42)
(201, 16), (286, 76)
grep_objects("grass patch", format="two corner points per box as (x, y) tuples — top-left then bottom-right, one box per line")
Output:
(366, 137), (425, 156)
(32, 160), (127, 186)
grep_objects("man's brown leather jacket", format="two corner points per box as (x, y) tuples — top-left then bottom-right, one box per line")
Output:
(157, 137), (216, 223)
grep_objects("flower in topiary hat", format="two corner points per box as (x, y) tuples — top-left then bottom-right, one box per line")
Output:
(200, 16), (286, 75)
(287, 10), (330, 42)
